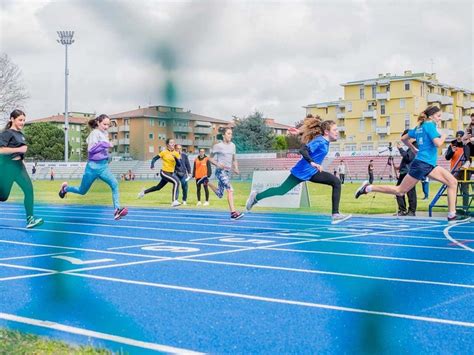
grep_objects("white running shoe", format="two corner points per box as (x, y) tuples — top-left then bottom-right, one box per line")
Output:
(171, 200), (182, 207)
(203, 201), (209, 206)
(196, 201), (202, 206)
(185, 175), (192, 182)
(137, 188), (145, 199)
(245, 190), (258, 211)
(182, 201), (187, 205)
(331, 213), (352, 225)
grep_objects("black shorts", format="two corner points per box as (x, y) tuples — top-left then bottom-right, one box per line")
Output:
(408, 159), (435, 181)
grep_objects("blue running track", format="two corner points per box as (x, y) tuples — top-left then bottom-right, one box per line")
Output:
(0, 203), (472, 353)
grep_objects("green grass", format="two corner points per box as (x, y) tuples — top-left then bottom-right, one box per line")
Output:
(6, 179), (446, 215)
(0, 328), (111, 354)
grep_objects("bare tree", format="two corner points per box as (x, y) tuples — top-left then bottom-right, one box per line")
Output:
(0, 53), (29, 122)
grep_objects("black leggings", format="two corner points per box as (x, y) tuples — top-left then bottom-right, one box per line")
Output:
(144, 171), (180, 201)
(196, 180), (209, 202)
(0, 160), (34, 217)
(256, 172), (342, 214)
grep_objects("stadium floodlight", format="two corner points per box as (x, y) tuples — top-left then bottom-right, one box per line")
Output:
(57, 31), (75, 162)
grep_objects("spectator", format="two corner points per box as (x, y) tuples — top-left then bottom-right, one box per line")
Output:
(193, 148), (212, 206)
(368, 160), (374, 184)
(31, 163), (37, 181)
(50, 167), (54, 181)
(174, 144), (191, 205)
(337, 160), (346, 184)
(395, 131), (417, 216)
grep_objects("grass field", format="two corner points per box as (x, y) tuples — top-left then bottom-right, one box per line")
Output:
(6, 178), (446, 215)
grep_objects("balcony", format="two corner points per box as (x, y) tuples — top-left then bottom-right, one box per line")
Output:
(175, 139), (193, 146)
(194, 139), (213, 147)
(362, 110), (377, 119)
(440, 95), (453, 105)
(337, 102), (345, 108)
(438, 129), (454, 137)
(194, 127), (212, 134)
(441, 112), (454, 121)
(461, 101), (472, 109)
(109, 126), (118, 133)
(119, 125), (130, 132)
(111, 139), (119, 146)
(118, 138), (130, 145)
(173, 126), (192, 133)
(376, 92), (390, 101)
(427, 93), (453, 105)
(337, 126), (346, 132)
(463, 115), (471, 124)
(375, 126), (390, 135)
(336, 113), (345, 119)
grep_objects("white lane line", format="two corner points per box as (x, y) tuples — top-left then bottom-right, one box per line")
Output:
(0, 262), (56, 273)
(107, 243), (166, 251)
(443, 222), (474, 252)
(0, 251), (75, 261)
(0, 272), (57, 282)
(265, 247), (474, 267)
(178, 258), (474, 289)
(65, 273), (474, 328)
(326, 239), (469, 252)
(0, 312), (202, 354)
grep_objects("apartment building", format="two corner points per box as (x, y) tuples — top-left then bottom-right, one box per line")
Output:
(26, 112), (95, 161)
(109, 105), (231, 160)
(305, 71), (473, 152)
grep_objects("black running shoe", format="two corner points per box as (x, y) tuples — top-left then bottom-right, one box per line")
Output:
(114, 207), (128, 220)
(447, 215), (471, 224)
(355, 181), (370, 199)
(58, 182), (68, 199)
(230, 211), (244, 220)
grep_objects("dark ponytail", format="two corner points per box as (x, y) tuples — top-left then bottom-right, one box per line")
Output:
(4, 109), (26, 130)
(417, 106), (440, 126)
(88, 114), (109, 129)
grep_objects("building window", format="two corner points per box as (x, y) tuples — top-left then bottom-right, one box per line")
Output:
(386, 116), (391, 127)
(149, 146), (154, 153)
(381, 103), (386, 115)
(149, 119), (154, 126)
(400, 99), (405, 109)
(371, 120), (376, 131)
(347, 102), (352, 112)
(404, 81), (410, 91)
(372, 86), (376, 99)
(359, 86), (365, 99)
(367, 135), (372, 141)
(124, 119), (129, 125)
(125, 133), (130, 139)
(359, 119), (365, 132)
(405, 113), (410, 130)
(420, 84), (424, 97)
(386, 84), (390, 92)
(149, 133), (154, 139)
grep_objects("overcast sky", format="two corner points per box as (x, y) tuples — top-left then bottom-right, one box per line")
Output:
(1, 0), (473, 125)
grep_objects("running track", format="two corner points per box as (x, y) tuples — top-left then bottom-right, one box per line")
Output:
(0, 203), (472, 353)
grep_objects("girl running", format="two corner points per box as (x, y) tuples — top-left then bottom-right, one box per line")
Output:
(193, 148), (212, 206)
(355, 106), (470, 224)
(208, 128), (244, 220)
(58, 114), (128, 220)
(137, 138), (181, 207)
(0, 109), (43, 228)
(245, 116), (351, 224)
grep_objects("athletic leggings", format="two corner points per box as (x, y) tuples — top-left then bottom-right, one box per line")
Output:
(145, 170), (180, 201)
(196, 179), (209, 202)
(0, 160), (34, 217)
(256, 171), (342, 214)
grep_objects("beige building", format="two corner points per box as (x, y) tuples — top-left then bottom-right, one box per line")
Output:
(305, 71), (473, 152)
(109, 105), (230, 160)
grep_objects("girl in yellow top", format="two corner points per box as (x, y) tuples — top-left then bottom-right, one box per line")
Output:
(138, 138), (182, 207)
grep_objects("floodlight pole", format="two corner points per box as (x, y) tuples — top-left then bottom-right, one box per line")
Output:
(57, 31), (75, 162)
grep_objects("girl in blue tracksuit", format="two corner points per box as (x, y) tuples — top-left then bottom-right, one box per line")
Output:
(58, 114), (128, 220)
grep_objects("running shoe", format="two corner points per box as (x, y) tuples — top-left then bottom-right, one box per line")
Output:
(447, 215), (471, 224)
(58, 182), (68, 199)
(185, 175), (192, 182)
(331, 213), (352, 225)
(137, 188), (145, 199)
(196, 201), (202, 206)
(355, 181), (370, 199)
(182, 201), (187, 205)
(114, 207), (128, 220)
(245, 190), (258, 211)
(230, 211), (244, 220)
(171, 200), (182, 207)
(203, 201), (209, 206)
(26, 216), (44, 229)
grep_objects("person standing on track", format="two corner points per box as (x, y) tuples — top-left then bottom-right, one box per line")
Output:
(0, 109), (43, 228)
(245, 116), (352, 225)
(137, 138), (182, 207)
(193, 148), (212, 206)
(58, 114), (128, 220)
(355, 106), (470, 224)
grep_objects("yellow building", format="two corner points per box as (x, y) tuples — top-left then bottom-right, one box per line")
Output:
(109, 105), (230, 160)
(305, 71), (473, 152)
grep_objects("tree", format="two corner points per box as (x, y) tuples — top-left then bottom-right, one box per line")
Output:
(23, 123), (66, 161)
(232, 111), (275, 152)
(0, 53), (29, 121)
(272, 135), (288, 151)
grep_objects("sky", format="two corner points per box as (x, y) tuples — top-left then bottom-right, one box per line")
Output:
(0, 0), (473, 125)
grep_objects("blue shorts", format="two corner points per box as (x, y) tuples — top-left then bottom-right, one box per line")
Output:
(408, 159), (435, 181)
